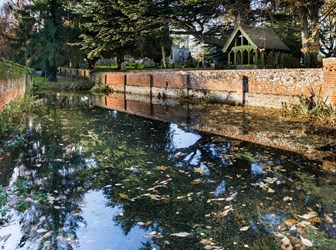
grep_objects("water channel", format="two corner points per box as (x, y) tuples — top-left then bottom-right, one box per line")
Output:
(0, 92), (335, 249)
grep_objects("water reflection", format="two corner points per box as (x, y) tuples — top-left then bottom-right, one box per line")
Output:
(95, 92), (335, 159)
(0, 92), (335, 249)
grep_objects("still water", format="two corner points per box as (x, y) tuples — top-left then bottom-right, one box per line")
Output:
(0, 93), (335, 249)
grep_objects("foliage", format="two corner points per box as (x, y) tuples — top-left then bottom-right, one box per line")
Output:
(90, 84), (112, 95)
(287, 88), (334, 124)
(0, 185), (8, 220)
(11, 0), (85, 81)
(0, 59), (27, 80)
(33, 75), (94, 91)
(0, 94), (34, 148)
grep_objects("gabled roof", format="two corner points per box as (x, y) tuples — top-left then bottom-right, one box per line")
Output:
(223, 25), (290, 52)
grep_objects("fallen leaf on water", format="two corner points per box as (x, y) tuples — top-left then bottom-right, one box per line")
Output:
(119, 193), (129, 199)
(240, 226), (250, 232)
(42, 232), (52, 239)
(39, 216), (46, 222)
(284, 219), (297, 227)
(268, 187), (275, 193)
(300, 235), (313, 247)
(145, 231), (160, 238)
(149, 194), (161, 201)
(194, 168), (206, 175)
(170, 232), (191, 237)
(226, 196), (236, 202)
(36, 229), (48, 234)
(191, 178), (202, 185)
(281, 236), (293, 250)
(288, 236), (301, 248)
(66, 234), (76, 241)
(298, 211), (318, 220)
(200, 239), (212, 245)
(309, 217), (322, 223)
(273, 232), (285, 238)
(156, 166), (168, 171)
(207, 198), (226, 203)
(146, 221), (153, 226)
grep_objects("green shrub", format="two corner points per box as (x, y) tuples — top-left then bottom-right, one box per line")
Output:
(287, 87), (334, 123)
(34, 77), (94, 91)
(90, 84), (112, 95)
(0, 94), (34, 147)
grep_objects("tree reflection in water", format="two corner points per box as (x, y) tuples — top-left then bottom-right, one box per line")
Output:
(0, 92), (335, 250)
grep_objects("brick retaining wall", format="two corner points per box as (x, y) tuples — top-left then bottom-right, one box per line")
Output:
(0, 74), (27, 111)
(60, 58), (336, 109)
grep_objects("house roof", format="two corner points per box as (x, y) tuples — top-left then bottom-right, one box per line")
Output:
(223, 25), (290, 52)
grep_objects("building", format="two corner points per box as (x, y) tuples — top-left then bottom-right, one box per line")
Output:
(222, 25), (290, 68)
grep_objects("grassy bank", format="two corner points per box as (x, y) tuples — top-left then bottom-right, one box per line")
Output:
(33, 73), (94, 91)
(0, 59), (27, 80)
(0, 94), (34, 153)
(0, 60), (32, 153)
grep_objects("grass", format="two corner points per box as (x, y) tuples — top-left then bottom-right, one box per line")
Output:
(177, 91), (221, 106)
(285, 88), (335, 126)
(33, 73), (94, 91)
(0, 59), (28, 80)
(90, 84), (113, 95)
(0, 94), (34, 152)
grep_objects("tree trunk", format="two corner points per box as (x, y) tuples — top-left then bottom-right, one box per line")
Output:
(309, 3), (322, 67)
(117, 53), (124, 70)
(86, 58), (97, 70)
(47, 66), (57, 82)
(161, 41), (167, 69)
(300, 13), (310, 67)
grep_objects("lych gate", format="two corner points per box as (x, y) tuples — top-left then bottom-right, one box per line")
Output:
(223, 25), (290, 68)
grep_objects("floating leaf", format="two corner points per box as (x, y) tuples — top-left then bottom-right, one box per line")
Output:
(156, 166), (168, 171)
(285, 219), (297, 227)
(273, 232), (285, 238)
(300, 236), (313, 247)
(226, 195), (236, 202)
(146, 221), (153, 226)
(268, 188), (275, 193)
(171, 232), (191, 237)
(281, 236), (293, 250)
(298, 211), (318, 220)
(119, 193), (129, 199)
(36, 229), (48, 234)
(39, 216), (46, 222)
(200, 239), (212, 245)
(194, 168), (206, 175)
(191, 179), (202, 185)
(240, 226), (250, 232)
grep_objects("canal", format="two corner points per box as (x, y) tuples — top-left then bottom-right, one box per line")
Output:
(0, 92), (335, 249)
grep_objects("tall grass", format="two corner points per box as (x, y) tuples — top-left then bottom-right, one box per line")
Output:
(33, 74), (94, 91)
(287, 87), (334, 125)
(0, 94), (34, 150)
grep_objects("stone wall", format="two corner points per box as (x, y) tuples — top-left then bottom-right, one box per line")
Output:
(60, 58), (336, 109)
(0, 74), (27, 111)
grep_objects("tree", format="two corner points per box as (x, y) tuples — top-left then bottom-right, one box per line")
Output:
(10, 0), (85, 80)
(319, 0), (336, 57)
